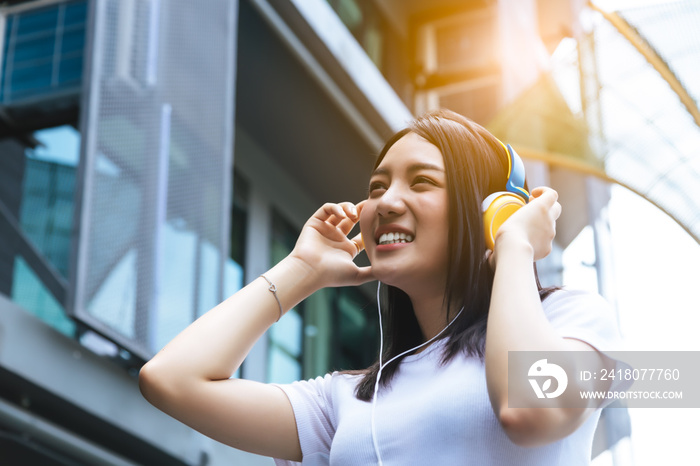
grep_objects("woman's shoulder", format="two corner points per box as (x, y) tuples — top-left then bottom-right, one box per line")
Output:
(281, 371), (362, 397)
(542, 287), (613, 311)
(273, 372), (362, 426)
(541, 287), (623, 351)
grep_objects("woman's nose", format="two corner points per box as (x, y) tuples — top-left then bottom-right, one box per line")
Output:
(376, 184), (407, 217)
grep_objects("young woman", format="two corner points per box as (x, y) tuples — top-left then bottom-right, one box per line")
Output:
(139, 110), (623, 465)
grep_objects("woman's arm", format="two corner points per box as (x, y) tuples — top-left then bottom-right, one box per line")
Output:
(484, 187), (609, 447)
(139, 202), (372, 461)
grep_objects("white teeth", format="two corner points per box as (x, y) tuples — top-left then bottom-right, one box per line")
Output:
(378, 232), (414, 245)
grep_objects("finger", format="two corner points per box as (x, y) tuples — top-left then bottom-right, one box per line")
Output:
(314, 203), (344, 222)
(530, 187), (558, 206)
(350, 232), (364, 256)
(331, 204), (349, 225)
(336, 202), (360, 232)
(307, 217), (343, 240)
(552, 201), (562, 221)
(307, 207), (349, 236)
(530, 186), (556, 198)
(339, 234), (363, 259)
(336, 202), (366, 236)
(529, 186), (545, 198)
(336, 217), (359, 237)
(355, 200), (367, 215)
(339, 202), (359, 219)
(327, 202), (363, 235)
(334, 202), (363, 226)
(325, 204), (352, 228)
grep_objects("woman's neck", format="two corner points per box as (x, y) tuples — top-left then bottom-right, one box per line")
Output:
(409, 292), (452, 342)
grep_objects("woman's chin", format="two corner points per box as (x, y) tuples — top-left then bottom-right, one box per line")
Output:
(369, 265), (413, 290)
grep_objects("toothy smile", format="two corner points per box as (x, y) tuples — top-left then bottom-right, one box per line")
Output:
(378, 232), (414, 245)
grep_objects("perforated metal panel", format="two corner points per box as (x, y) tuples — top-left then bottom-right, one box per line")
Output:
(71, 0), (236, 358)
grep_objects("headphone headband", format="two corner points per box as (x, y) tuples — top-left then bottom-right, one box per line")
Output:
(504, 144), (529, 201)
(495, 140), (529, 202)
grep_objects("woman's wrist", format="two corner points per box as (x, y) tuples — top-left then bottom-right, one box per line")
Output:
(261, 256), (325, 319)
(492, 232), (535, 268)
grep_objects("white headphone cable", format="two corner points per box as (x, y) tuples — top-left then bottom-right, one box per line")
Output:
(370, 281), (464, 466)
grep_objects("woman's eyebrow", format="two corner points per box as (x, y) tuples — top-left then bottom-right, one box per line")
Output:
(371, 162), (444, 177)
(407, 162), (444, 174)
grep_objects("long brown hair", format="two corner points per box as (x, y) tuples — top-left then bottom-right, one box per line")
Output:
(351, 109), (555, 401)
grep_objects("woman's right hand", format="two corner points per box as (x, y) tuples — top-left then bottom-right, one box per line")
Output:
(288, 201), (374, 289)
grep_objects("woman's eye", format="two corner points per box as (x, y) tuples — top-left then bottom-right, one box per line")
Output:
(368, 182), (386, 194)
(413, 176), (436, 186)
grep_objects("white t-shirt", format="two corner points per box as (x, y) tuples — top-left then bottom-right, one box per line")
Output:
(273, 289), (625, 466)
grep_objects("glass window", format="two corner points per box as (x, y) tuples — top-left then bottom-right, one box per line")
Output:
(5, 124), (81, 337)
(268, 210), (304, 383)
(224, 172), (249, 380)
(326, 0), (384, 71)
(223, 172), (248, 308)
(324, 0), (411, 109)
(229, 172), (248, 279)
(1, 0), (88, 105)
(301, 285), (378, 378)
(12, 257), (74, 336)
(334, 286), (378, 371)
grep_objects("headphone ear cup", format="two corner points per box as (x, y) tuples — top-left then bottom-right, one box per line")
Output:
(482, 192), (527, 250)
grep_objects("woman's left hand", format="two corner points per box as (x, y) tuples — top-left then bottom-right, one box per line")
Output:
(491, 186), (562, 263)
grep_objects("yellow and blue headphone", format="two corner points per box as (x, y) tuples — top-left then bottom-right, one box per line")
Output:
(482, 141), (529, 250)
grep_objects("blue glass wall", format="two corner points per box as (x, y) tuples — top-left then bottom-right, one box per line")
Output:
(11, 125), (80, 336)
(0, 0), (87, 105)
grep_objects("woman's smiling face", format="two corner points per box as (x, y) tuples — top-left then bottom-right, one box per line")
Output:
(360, 132), (450, 292)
